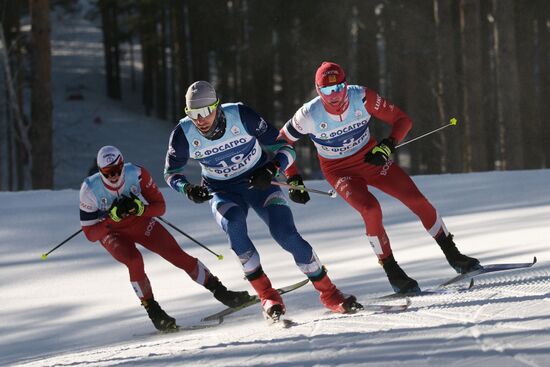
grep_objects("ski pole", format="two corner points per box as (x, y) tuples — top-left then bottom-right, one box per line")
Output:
(157, 217), (224, 260)
(395, 118), (458, 149)
(41, 229), (83, 260)
(271, 181), (337, 198)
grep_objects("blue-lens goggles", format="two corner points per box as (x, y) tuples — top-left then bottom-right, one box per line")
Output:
(319, 82), (346, 95)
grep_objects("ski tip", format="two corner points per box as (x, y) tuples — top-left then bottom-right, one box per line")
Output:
(468, 278), (475, 289)
(201, 315), (223, 324)
(406, 297), (412, 307)
(533, 256), (537, 265)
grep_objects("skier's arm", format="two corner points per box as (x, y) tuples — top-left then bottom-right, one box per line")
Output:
(279, 107), (309, 147)
(278, 106), (311, 178)
(79, 183), (112, 242)
(164, 127), (191, 193)
(138, 166), (166, 217)
(239, 104), (296, 172)
(363, 87), (412, 144)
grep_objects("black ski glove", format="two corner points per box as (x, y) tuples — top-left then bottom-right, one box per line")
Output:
(183, 183), (213, 204)
(364, 138), (396, 166)
(249, 161), (278, 190)
(123, 193), (145, 216)
(287, 175), (310, 204)
(109, 193), (145, 221)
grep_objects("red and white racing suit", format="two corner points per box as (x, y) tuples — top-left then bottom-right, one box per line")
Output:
(79, 166), (209, 301)
(280, 85), (449, 260)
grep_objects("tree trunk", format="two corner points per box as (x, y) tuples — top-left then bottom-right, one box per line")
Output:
(156, 4), (167, 120)
(460, 0), (487, 171)
(138, 1), (157, 116)
(516, 1), (542, 169)
(1, 1), (30, 191)
(99, 0), (121, 99)
(434, 0), (461, 173)
(536, 0), (550, 166)
(169, 0), (183, 121)
(399, 0), (435, 174)
(29, 0), (53, 189)
(492, 0), (523, 170)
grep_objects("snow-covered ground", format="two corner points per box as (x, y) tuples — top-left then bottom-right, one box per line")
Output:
(2, 4), (549, 367)
(50, 4), (199, 189)
(2, 170), (550, 367)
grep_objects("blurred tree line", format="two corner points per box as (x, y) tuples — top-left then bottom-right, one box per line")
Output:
(1, 0), (549, 190)
(97, 0), (550, 177)
(1, 0), (52, 190)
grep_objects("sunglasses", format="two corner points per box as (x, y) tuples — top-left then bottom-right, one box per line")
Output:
(319, 82), (346, 95)
(185, 99), (220, 119)
(100, 161), (124, 178)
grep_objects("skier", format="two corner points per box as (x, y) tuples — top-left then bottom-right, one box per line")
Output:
(279, 61), (481, 294)
(164, 81), (361, 319)
(79, 145), (253, 331)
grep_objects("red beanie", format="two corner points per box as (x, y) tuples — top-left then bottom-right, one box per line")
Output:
(315, 62), (346, 87)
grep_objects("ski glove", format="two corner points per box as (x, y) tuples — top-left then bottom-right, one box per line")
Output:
(364, 138), (396, 166)
(249, 161), (278, 190)
(109, 193), (145, 222)
(287, 175), (310, 204)
(124, 193), (145, 217)
(109, 198), (124, 222)
(183, 183), (213, 204)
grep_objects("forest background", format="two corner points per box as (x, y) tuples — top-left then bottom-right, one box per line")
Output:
(1, 0), (549, 190)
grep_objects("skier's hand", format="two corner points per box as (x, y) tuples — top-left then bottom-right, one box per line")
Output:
(183, 184), (213, 203)
(108, 198), (124, 222)
(364, 138), (395, 166)
(249, 161), (278, 190)
(125, 193), (145, 216)
(287, 175), (310, 204)
(109, 194), (145, 221)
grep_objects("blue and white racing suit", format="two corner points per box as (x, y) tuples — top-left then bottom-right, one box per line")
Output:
(165, 103), (323, 279)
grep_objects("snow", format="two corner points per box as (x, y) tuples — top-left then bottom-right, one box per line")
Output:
(2, 170), (550, 367)
(2, 4), (550, 367)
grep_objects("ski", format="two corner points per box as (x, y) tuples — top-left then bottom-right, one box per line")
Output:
(133, 322), (219, 337)
(201, 278), (310, 323)
(439, 256), (537, 287)
(376, 278), (475, 300)
(322, 298), (411, 318)
(360, 298), (412, 312)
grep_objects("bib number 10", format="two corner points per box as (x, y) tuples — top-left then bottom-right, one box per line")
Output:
(217, 153), (245, 168)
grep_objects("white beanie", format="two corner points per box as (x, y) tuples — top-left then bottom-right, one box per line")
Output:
(97, 145), (123, 168)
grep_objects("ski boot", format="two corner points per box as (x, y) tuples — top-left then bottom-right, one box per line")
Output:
(437, 233), (481, 274)
(247, 269), (285, 318)
(142, 298), (177, 331)
(311, 269), (362, 313)
(381, 254), (421, 294)
(205, 275), (255, 308)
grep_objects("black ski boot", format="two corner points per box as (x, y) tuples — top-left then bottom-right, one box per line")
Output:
(265, 303), (285, 322)
(342, 295), (364, 313)
(381, 254), (421, 294)
(142, 298), (177, 331)
(437, 233), (481, 274)
(205, 275), (255, 308)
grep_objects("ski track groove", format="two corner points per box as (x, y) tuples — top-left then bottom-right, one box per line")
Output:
(12, 267), (550, 367)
